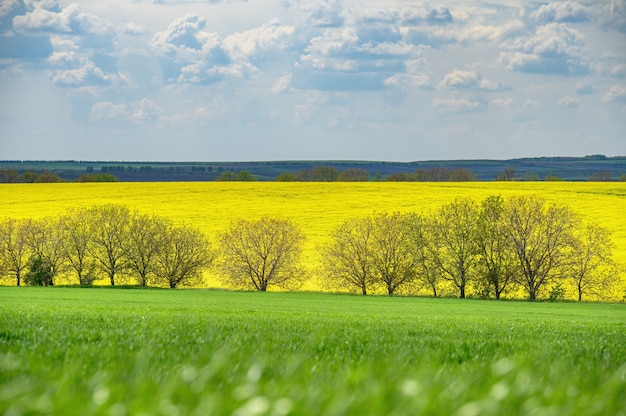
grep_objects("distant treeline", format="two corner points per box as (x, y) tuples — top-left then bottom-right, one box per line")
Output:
(0, 169), (119, 183)
(2, 155), (626, 182)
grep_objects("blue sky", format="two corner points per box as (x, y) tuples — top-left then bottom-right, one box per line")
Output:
(0, 0), (625, 162)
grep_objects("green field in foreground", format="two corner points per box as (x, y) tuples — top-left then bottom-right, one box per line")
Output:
(1, 288), (625, 415)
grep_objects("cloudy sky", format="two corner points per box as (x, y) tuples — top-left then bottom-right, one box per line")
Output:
(0, 0), (625, 162)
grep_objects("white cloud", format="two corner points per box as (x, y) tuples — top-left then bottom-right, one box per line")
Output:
(489, 98), (514, 108)
(603, 84), (626, 102)
(499, 23), (589, 74)
(301, 0), (344, 27)
(575, 82), (595, 95)
(89, 101), (129, 122)
(51, 59), (112, 87)
(532, 2), (592, 23)
(223, 21), (295, 60)
(432, 95), (485, 113)
(384, 72), (432, 89)
(13, 3), (115, 36)
(0, 0), (19, 18)
(272, 73), (292, 93)
(90, 98), (163, 123)
(440, 69), (503, 91)
(558, 96), (578, 107)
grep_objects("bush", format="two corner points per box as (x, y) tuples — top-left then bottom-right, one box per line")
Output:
(24, 257), (54, 286)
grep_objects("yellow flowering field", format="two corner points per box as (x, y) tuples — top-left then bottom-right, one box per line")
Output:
(1, 182), (625, 294)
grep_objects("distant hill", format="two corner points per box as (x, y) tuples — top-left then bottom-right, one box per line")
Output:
(1, 156), (625, 182)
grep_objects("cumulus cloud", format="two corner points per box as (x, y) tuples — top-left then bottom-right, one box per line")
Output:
(49, 57), (122, 88)
(499, 23), (589, 74)
(302, 0), (344, 27)
(603, 84), (626, 102)
(13, 3), (115, 36)
(440, 69), (504, 91)
(222, 20), (294, 61)
(532, 2), (592, 23)
(153, 13), (294, 84)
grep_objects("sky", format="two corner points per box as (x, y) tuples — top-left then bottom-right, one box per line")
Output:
(0, 0), (625, 162)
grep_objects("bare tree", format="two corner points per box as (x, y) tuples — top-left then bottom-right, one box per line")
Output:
(503, 196), (576, 300)
(567, 223), (619, 301)
(475, 196), (518, 299)
(369, 212), (417, 296)
(154, 222), (213, 288)
(428, 199), (480, 299)
(126, 211), (167, 286)
(0, 218), (30, 286)
(320, 217), (377, 295)
(218, 217), (305, 291)
(58, 208), (97, 285)
(88, 205), (130, 286)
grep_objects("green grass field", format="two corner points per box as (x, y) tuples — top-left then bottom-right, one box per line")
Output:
(1, 288), (625, 415)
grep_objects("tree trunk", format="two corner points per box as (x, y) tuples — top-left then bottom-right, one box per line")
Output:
(361, 285), (367, 296)
(459, 285), (465, 299)
(16, 271), (21, 287)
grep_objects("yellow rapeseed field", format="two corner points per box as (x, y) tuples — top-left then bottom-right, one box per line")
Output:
(1, 182), (625, 296)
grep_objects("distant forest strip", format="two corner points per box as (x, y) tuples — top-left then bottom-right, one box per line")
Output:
(1, 155), (625, 182)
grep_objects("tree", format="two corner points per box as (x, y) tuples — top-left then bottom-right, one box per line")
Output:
(474, 196), (518, 299)
(369, 212), (417, 295)
(311, 166), (339, 182)
(428, 199), (480, 299)
(24, 218), (65, 284)
(405, 213), (441, 297)
(35, 171), (63, 183)
(126, 212), (167, 286)
(0, 218), (30, 286)
(337, 168), (370, 182)
(276, 172), (298, 182)
(237, 171), (257, 181)
(588, 171), (613, 182)
(496, 167), (517, 181)
(88, 205), (130, 286)
(503, 196), (576, 300)
(567, 223), (618, 301)
(448, 168), (476, 182)
(23, 256), (54, 286)
(154, 222), (213, 288)
(386, 172), (416, 182)
(21, 171), (38, 183)
(320, 217), (377, 295)
(218, 217), (305, 291)
(215, 171), (238, 181)
(58, 208), (97, 285)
